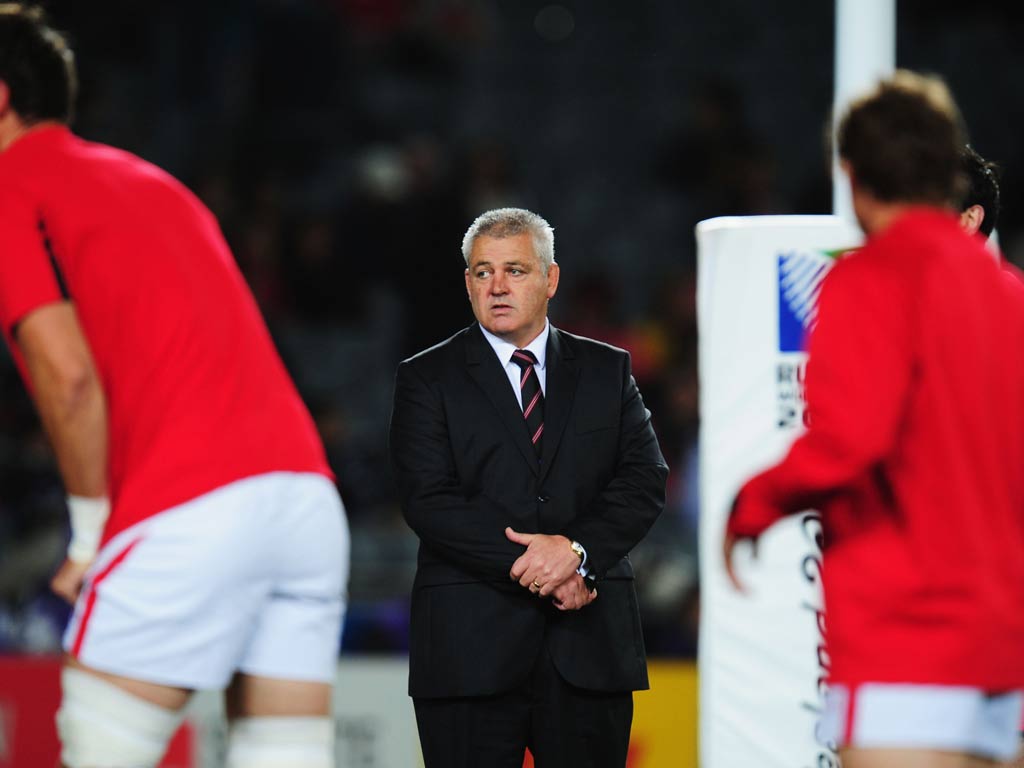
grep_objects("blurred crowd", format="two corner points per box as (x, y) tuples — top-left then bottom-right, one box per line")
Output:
(2, 0), (1023, 658)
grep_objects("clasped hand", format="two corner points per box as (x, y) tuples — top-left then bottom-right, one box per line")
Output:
(506, 527), (596, 611)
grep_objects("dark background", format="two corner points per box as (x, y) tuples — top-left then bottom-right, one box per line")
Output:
(2, 0), (1022, 658)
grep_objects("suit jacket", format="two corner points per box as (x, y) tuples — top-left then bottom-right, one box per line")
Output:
(389, 323), (668, 698)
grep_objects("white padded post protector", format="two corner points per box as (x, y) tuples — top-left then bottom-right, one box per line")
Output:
(696, 215), (861, 768)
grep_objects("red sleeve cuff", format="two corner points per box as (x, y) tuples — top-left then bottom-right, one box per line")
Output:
(727, 475), (785, 538)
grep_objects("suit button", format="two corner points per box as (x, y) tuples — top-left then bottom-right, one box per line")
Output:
(537, 495), (550, 502)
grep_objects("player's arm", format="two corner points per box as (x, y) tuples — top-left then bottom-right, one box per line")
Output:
(16, 301), (110, 601)
(17, 301), (108, 497)
(729, 257), (914, 539)
(389, 360), (527, 580)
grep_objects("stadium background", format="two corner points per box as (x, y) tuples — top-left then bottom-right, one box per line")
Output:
(1, 1), (1023, 765)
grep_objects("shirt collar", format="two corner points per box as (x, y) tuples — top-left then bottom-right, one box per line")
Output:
(480, 320), (549, 370)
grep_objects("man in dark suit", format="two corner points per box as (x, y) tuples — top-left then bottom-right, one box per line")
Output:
(389, 207), (668, 767)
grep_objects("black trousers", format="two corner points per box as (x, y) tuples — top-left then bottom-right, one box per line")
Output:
(413, 644), (634, 768)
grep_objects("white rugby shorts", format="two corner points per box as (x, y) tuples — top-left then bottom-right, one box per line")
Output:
(63, 472), (349, 689)
(819, 682), (1023, 761)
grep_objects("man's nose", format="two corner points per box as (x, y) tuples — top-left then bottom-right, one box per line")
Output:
(490, 273), (508, 294)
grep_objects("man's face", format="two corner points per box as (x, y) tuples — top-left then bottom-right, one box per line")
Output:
(465, 233), (560, 348)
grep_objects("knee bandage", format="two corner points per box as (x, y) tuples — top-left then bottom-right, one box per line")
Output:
(57, 667), (184, 768)
(226, 716), (335, 768)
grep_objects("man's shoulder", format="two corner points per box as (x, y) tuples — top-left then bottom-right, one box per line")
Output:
(551, 327), (629, 364)
(400, 325), (476, 371)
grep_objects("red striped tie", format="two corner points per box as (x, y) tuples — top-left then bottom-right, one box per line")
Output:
(511, 349), (544, 457)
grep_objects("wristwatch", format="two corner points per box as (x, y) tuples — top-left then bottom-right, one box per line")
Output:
(569, 540), (585, 562)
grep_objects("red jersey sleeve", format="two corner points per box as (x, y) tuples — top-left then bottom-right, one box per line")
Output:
(0, 186), (65, 339)
(729, 251), (915, 537)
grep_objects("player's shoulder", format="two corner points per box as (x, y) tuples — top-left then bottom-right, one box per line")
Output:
(0, 174), (30, 208)
(0, 129), (59, 202)
(999, 262), (1024, 304)
(40, 131), (199, 209)
(813, 246), (914, 324)
(827, 213), (944, 286)
(1000, 261), (1024, 287)
(821, 245), (886, 289)
(80, 137), (189, 193)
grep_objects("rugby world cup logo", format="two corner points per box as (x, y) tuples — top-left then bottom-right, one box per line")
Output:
(777, 250), (834, 352)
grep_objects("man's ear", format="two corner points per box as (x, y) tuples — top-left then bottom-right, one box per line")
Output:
(546, 262), (560, 300)
(959, 204), (985, 237)
(0, 81), (10, 116)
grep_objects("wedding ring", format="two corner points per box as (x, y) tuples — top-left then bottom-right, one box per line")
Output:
(532, 579), (542, 589)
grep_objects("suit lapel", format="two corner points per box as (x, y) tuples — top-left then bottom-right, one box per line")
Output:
(539, 327), (579, 484)
(464, 325), (541, 476)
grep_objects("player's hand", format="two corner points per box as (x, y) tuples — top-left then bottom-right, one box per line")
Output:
(506, 527), (580, 597)
(723, 530), (758, 594)
(551, 573), (597, 611)
(51, 558), (91, 604)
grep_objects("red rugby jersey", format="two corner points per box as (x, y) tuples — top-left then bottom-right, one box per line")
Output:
(0, 126), (331, 543)
(729, 208), (1024, 689)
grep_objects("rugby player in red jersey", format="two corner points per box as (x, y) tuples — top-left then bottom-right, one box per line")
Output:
(726, 71), (1024, 767)
(0, 6), (349, 767)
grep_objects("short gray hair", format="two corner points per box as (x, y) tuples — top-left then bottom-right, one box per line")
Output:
(461, 208), (556, 274)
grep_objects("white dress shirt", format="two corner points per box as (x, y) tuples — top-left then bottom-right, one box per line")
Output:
(479, 320), (549, 410)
